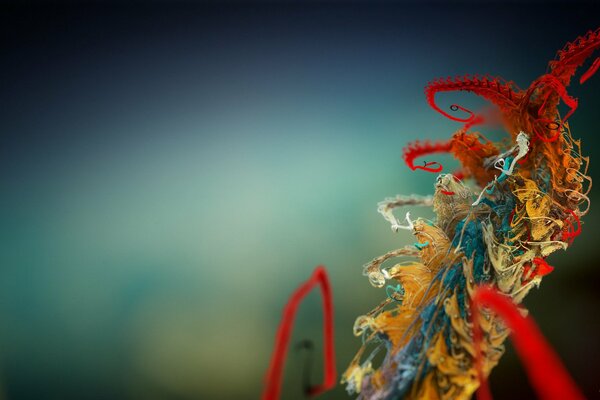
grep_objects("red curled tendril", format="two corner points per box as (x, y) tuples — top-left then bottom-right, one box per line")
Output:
(471, 286), (585, 400)
(402, 140), (452, 173)
(529, 74), (578, 143)
(262, 266), (336, 400)
(425, 75), (521, 123)
(449, 104), (475, 121)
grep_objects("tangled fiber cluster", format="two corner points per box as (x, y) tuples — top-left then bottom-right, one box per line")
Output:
(342, 28), (598, 399)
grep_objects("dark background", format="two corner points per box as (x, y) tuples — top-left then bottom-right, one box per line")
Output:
(1, 1), (599, 399)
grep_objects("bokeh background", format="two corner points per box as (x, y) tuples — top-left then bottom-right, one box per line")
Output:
(1, 2), (599, 399)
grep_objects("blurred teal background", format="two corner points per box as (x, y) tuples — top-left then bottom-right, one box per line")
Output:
(1, 2), (599, 399)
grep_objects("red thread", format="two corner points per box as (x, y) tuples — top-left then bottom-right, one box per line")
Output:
(527, 74), (578, 143)
(402, 140), (452, 173)
(561, 209), (581, 244)
(425, 75), (521, 123)
(471, 286), (585, 400)
(262, 266), (336, 400)
(440, 190), (455, 196)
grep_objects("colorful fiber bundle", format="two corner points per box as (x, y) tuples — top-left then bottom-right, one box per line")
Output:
(342, 28), (598, 399)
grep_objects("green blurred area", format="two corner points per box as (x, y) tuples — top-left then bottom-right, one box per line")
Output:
(1, 3), (599, 400)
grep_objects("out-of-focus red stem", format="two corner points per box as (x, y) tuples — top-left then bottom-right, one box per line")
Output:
(262, 266), (336, 400)
(471, 286), (585, 400)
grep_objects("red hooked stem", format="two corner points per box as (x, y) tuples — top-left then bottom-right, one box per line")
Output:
(262, 266), (336, 400)
(425, 75), (521, 123)
(471, 286), (585, 400)
(402, 140), (452, 173)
